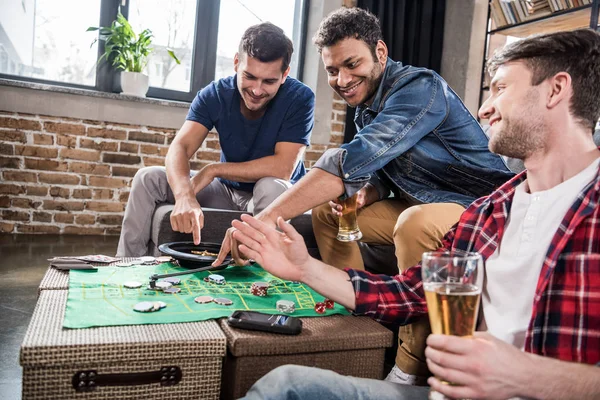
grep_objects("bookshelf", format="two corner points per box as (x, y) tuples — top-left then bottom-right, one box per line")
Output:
(479, 0), (600, 119)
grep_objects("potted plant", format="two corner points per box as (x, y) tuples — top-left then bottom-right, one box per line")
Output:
(87, 12), (180, 97)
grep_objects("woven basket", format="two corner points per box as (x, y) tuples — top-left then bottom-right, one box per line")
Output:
(218, 315), (393, 399)
(21, 290), (226, 400)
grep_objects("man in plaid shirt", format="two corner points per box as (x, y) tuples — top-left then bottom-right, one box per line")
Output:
(236, 29), (600, 400)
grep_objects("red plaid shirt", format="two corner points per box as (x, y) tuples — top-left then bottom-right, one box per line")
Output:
(347, 169), (600, 365)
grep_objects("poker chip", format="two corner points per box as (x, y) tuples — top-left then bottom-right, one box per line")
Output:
(251, 282), (269, 297)
(324, 298), (335, 309)
(152, 302), (162, 311)
(163, 288), (181, 294)
(163, 277), (181, 285)
(139, 256), (156, 264)
(123, 281), (143, 289)
(156, 256), (173, 263)
(155, 281), (173, 290)
(155, 301), (167, 309)
(208, 274), (226, 285)
(276, 300), (296, 313)
(133, 301), (155, 313)
(194, 295), (214, 304)
(314, 302), (326, 314)
(213, 297), (233, 306)
(115, 261), (134, 267)
(203, 277), (210, 282)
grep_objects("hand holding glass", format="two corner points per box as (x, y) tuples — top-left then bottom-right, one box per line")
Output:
(336, 193), (363, 242)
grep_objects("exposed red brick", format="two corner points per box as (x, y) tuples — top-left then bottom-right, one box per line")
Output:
(26, 186), (48, 196)
(142, 156), (164, 167)
(196, 151), (221, 162)
(87, 127), (127, 140)
(205, 140), (220, 150)
(147, 126), (177, 134)
(11, 198), (41, 209)
(0, 196), (10, 207)
(336, 113), (346, 122)
(72, 189), (92, 199)
(49, 186), (70, 198)
(3, 171), (37, 183)
(39, 114), (81, 123)
(79, 138), (119, 152)
(333, 92), (344, 101)
(0, 117), (41, 131)
(86, 201), (124, 212)
(25, 158), (68, 172)
(102, 153), (141, 165)
(44, 121), (85, 135)
(75, 214), (96, 225)
(128, 131), (165, 144)
(305, 151), (323, 161)
(119, 142), (139, 153)
(33, 212), (52, 222)
(0, 143), (13, 155)
(107, 122), (140, 130)
(140, 144), (166, 155)
(331, 122), (344, 133)
(54, 213), (74, 223)
(309, 144), (329, 151)
(332, 102), (347, 111)
(0, 222), (15, 233)
(1, 210), (30, 221)
(15, 145), (59, 158)
(112, 166), (139, 177)
(68, 162), (110, 175)
(93, 189), (114, 200)
(43, 200), (85, 211)
(33, 133), (54, 145)
(166, 133), (177, 145)
(330, 133), (344, 144)
(0, 157), (20, 168)
(63, 226), (105, 235)
(38, 173), (80, 185)
(97, 214), (123, 225)
(17, 224), (60, 234)
(56, 134), (77, 148)
(59, 148), (100, 162)
(88, 176), (129, 188)
(189, 161), (211, 170)
(119, 191), (129, 203)
(0, 130), (26, 143)
(105, 226), (122, 235)
(0, 184), (25, 195)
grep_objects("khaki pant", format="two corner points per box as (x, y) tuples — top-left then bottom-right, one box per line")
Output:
(312, 199), (465, 377)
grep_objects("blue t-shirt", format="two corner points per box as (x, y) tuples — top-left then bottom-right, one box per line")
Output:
(186, 75), (315, 191)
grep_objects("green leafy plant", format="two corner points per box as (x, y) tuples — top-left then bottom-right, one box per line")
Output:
(87, 12), (180, 73)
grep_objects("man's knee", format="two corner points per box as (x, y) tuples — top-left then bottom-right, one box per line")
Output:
(245, 365), (313, 399)
(131, 166), (166, 191)
(253, 177), (291, 200)
(393, 205), (430, 239)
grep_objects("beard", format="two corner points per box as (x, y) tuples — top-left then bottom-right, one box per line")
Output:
(489, 90), (546, 160)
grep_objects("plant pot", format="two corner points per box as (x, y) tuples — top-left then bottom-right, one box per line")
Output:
(120, 71), (149, 97)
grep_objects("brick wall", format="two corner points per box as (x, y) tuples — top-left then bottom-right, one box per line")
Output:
(0, 106), (346, 236)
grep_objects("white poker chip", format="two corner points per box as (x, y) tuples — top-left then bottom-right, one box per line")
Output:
(140, 256), (156, 263)
(115, 261), (134, 267)
(133, 301), (155, 312)
(123, 281), (143, 289)
(155, 281), (173, 290)
(155, 301), (167, 309)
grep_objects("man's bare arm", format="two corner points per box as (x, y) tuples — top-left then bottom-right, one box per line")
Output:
(165, 120), (210, 200)
(204, 141), (306, 182)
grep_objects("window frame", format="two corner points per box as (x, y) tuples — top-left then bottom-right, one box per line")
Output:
(0, 0), (308, 103)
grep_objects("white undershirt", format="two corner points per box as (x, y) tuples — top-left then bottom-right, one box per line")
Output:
(478, 158), (600, 349)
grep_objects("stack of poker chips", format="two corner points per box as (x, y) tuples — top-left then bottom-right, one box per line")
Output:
(133, 301), (167, 313)
(276, 300), (295, 313)
(250, 282), (269, 297)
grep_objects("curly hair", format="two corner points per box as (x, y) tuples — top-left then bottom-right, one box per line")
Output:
(312, 7), (383, 60)
(239, 22), (293, 72)
(488, 29), (600, 132)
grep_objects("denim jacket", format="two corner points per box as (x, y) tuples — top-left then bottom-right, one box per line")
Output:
(314, 58), (515, 208)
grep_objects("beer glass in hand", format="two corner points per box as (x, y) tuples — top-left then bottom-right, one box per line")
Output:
(336, 193), (363, 242)
(421, 251), (483, 400)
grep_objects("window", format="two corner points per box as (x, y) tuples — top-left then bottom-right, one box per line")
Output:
(0, 0), (307, 102)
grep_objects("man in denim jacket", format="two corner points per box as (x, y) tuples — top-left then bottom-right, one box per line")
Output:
(215, 7), (514, 384)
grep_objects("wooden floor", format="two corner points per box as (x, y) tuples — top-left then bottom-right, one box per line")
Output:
(0, 234), (119, 400)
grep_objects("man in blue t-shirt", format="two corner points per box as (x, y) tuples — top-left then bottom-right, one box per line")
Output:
(117, 22), (315, 257)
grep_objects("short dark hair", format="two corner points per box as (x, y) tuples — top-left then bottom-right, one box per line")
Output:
(488, 29), (600, 132)
(313, 7), (383, 60)
(238, 22), (293, 73)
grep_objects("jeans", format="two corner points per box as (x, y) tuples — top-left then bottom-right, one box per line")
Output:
(241, 365), (429, 400)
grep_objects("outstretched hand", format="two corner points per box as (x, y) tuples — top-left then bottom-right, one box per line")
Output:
(212, 227), (250, 267)
(170, 196), (204, 245)
(230, 214), (309, 282)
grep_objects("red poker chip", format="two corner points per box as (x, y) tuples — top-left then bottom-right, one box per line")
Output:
(314, 302), (326, 314)
(324, 299), (335, 309)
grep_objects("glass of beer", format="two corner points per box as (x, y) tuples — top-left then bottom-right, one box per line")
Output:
(336, 193), (363, 242)
(421, 251), (483, 400)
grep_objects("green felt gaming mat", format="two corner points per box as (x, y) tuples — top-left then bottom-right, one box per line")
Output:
(64, 262), (349, 328)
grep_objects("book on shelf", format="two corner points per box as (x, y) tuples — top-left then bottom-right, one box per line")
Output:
(490, 0), (591, 29)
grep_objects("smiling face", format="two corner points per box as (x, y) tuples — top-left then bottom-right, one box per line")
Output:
(321, 38), (387, 107)
(234, 53), (290, 116)
(479, 61), (549, 160)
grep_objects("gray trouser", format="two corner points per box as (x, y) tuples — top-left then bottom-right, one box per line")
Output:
(116, 166), (292, 257)
(242, 365), (429, 400)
